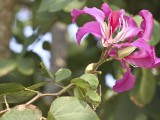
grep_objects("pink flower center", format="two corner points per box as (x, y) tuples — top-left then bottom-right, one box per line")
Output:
(101, 15), (128, 46)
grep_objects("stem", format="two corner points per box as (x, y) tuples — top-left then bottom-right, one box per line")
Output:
(24, 88), (39, 94)
(25, 83), (74, 105)
(92, 60), (105, 72)
(42, 117), (46, 120)
(90, 46), (112, 74)
(4, 95), (9, 109)
(0, 109), (10, 115)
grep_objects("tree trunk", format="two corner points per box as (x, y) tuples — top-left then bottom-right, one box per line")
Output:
(0, 0), (14, 58)
(43, 22), (68, 105)
(0, 0), (14, 111)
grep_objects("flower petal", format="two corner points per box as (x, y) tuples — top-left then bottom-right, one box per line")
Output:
(113, 16), (140, 42)
(109, 10), (125, 32)
(131, 38), (152, 53)
(125, 38), (159, 68)
(101, 3), (125, 32)
(125, 49), (154, 68)
(101, 3), (112, 18)
(113, 61), (135, 93)
(76, 21), (102, 45)
(139, 10), (154, 42)
(123, 16), (140, 40)
(71, 9), (85, 23)
(71, 7), (105, 23)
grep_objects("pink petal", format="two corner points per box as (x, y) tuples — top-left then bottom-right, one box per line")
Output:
(125, 50), (154, 68)
(139, 10), (154, 42)
(71, 7), (105, 23)
(153, 57), (160, 67)
(131, 38), (152, 53)
(113, 61), (135, 93)
(76, 21), (102, 45)
(123, 16), (140, 40)
(109, 9), (125, 32)
(125, 38), (159, 68)
(152, 48), (160, 67)
(71, 9), (85, 23)
(101, 3), (112, 18)
(101, 3), (125, 33)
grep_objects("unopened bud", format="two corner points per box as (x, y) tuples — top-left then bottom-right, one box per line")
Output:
(118, 46), (136, 58)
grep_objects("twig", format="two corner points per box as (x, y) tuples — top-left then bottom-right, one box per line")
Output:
(25, 83), (74, 105)
(99, 85), (102, 97)
(42, 117), (46, 120)
(4, 95), (9, 109)
(0, 108), (10, 115)
(89, 46), (113, 74)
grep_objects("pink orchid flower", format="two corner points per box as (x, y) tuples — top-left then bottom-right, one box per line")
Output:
(71, 3), (160, 93)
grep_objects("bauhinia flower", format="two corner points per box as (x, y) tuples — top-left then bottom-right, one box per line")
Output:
(71, 3), (160, 93)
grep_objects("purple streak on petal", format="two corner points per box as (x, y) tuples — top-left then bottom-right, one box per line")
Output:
(139, 10), (154, 42)
(113, 60), (135, 93)
(71, 7), (105, 23)
(76, 21), (102, 45)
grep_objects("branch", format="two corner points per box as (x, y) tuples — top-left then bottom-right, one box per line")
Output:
(89, 46), (113, 74)
(0, 108), (10, 115)
(25, 83), (74, 105)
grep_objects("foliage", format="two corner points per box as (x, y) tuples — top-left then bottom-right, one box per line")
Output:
(0, 0), (160, 120)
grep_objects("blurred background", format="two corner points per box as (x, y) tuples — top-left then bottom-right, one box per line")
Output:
(1, 0), (160, 120)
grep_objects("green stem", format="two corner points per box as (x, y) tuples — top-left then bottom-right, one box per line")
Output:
(4, 95), (9, 109)
(56, 83), (74, 95)
(89, 46), (113, 74)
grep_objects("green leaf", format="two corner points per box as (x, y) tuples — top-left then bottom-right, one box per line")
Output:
(42, 41), (51, 51)
(21, 33), (39, 56)
(80, 74), (99, 90)
(0, 82), (49, 103)
(39, 62), (54, 79)
(47, 97), (100, 120)
(71, 78), (91, 91)
(17, 58), (34, 76)
(133, 15), (142, 27)
(0, 83), (24, 95)
(130, 69), (144, 107)
(0, 58), (17, 77)
(55, 68), (72, 82)
(149, 20), (160, 45)
(27, 81), (50, 90)
(130, 68), (156, 107)
(38, 0), (72, 13)
(73, 87), (85, 101)
(64, 0), (86, 12)
(1, 105), (42, 120)
(0, 90), (36, 103)
(85, 90), (101, 104)
(140, 69), (156, 104)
